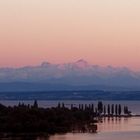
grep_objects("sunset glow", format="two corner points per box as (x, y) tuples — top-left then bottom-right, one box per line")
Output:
(0, 0), (140, 70)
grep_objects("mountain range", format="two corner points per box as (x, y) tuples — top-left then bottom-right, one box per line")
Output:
(0, 59), (140, 91)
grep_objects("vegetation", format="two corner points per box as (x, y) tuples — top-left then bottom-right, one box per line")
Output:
(0, 100), (132, 138)
(0, 101), (97, 135)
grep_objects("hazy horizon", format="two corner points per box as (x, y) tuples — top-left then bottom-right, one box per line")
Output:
(0, 59), (139, 72)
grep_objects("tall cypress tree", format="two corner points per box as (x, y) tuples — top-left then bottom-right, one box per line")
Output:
(91, 104), (94, 112)
(111, 104), (114, 116)
(58, 102), (61, 108)
(107, 104), (110, 116)
(33, 100), (38, 108)
(115, 104), (118, 116)
(104, 105), (106, 115)
(98, 101), (103, 114)
(118, 104), (122, 116)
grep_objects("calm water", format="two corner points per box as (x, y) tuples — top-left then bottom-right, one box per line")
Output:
(1, 100), (140, 140)
(47, 117), (140, 140)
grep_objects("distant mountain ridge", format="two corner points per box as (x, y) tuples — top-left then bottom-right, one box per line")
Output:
(0, 60), (140, 91)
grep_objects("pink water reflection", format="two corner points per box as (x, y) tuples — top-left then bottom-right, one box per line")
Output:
(97, 117), (140, 132)
(48, 117), (140, 140)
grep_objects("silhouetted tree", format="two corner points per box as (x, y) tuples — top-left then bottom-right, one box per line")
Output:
(118, 104), (122, 116)
(79, 104), (81, 110)
(107, 104), (110, 116)
(18, 102), (21, 107)
(95, 108), (98, 114)
(98, 101), (103, 114)
(91, 104), (94, 112)
(89, 104), (91, 111)
(103, 105), (106, 115)
(27, 104), (30, 109)
(85, 104), (87, 110)
(111, 104), (114, 116)
(33, 100), (38, 108)
(124, 106), (126, 114)
(62, 103), (65, 108)
(124, 106), (130, 115)
(58, 102), (61, 108)
(115, 104), (118, 116)
(81, 104), (84, 111)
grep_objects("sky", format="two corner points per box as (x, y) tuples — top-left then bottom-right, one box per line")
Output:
(0, 0), (140, 71)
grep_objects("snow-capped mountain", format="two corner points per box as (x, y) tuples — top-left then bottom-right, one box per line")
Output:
(0, 60), (140, 91)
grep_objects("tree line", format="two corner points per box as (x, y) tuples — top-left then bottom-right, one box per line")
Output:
(60, 101), (132, 117)
(0, 100), (97, 135)
(0, 100), (132, 137)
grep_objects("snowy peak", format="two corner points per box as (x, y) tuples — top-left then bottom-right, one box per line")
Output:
(74, 59), (89, 68)
(0, 60), (140, 88)
(41, 62), (51, 67)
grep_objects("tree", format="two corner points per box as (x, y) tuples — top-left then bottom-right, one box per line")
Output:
(81, 104), (84, 111)
(33, 100), (38, 108)
(79, 104), (81, 110)
(18, 102), (21, 107)
(91, 104), (94, 112)
(124, 106), (126, 114)
(124, 106), (129, 115)
(118, 104), (122, 116)
(95, 108), (98, 114)
(111, 104), (114, 116)
(89, 104), (91, 111)
(58, 102), (61, 108)
(115, 104), (118, 116)
(98, 101), (103, 114)
(62, 103), (65, 108)
(103, 105), (106, 115)
(85, 104), (87, 110)
(107, 104), (110, 116)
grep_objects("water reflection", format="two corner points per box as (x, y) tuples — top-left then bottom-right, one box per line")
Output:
(48, 117), (140, 140)
(1, 136), (37, 140)
(1, 117), (140, 140)
(0, 135), (48, 140)
(36, 137), (49, 140)
(97, 117), (140, 132)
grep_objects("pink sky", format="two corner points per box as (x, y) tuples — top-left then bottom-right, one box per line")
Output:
(0, 0), (140, 71)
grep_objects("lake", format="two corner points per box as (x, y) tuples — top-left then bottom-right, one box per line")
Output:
(0, 100), (140, 140)
(47, 117), (140, 140)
